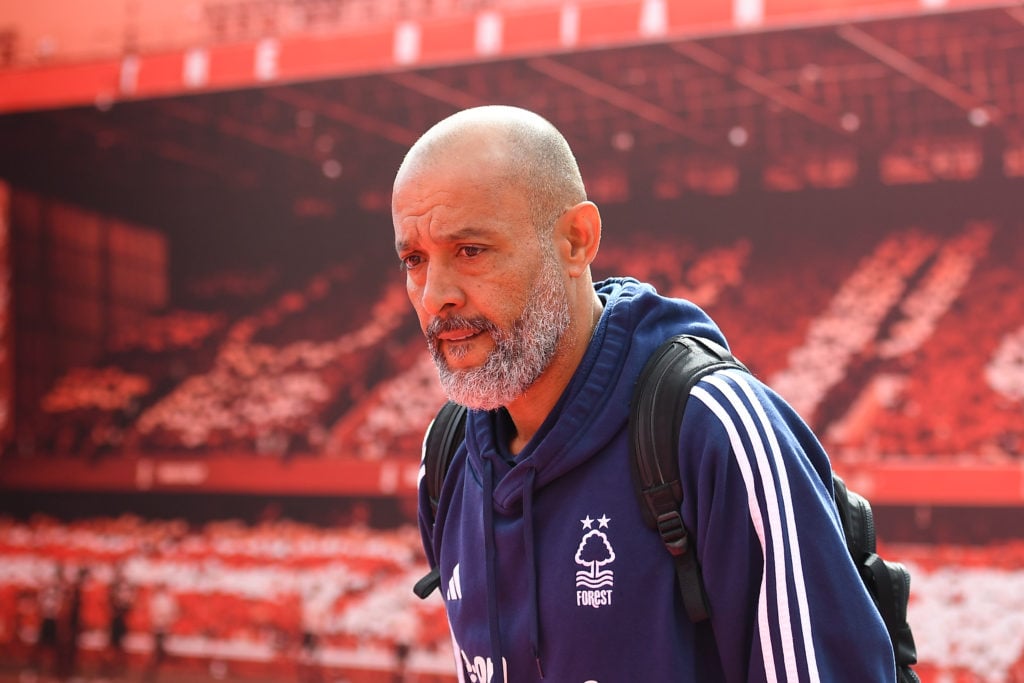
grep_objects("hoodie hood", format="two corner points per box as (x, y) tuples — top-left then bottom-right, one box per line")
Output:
(464, 277), (727, 514)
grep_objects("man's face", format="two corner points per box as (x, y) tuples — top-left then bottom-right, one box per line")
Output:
(393, 155), (570, 410)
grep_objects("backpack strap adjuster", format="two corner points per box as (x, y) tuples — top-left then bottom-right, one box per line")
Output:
(655, 510), (690, 557)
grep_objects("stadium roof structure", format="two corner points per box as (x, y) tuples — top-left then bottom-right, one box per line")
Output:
(1, 0), (1023, 224)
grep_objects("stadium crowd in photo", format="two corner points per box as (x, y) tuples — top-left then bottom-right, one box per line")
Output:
(2, 0), (1024, 681)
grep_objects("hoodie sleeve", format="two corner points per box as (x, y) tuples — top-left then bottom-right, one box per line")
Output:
(679, 368), (896, 683)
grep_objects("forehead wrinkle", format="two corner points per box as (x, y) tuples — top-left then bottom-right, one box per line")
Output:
(392, 187), (454, 252)
(394, 178), (505, 251)
(396, 218), (500, 254)
(393, 153), (531, 254)
(396, 153), (504, 205)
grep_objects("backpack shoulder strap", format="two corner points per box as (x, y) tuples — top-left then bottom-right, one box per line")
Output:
(629, 334), (749, 622)
(423, 401), (468, 520)
(413, 400), (467, 600)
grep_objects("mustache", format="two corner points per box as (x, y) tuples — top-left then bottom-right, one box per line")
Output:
(426, 315), (498, 345)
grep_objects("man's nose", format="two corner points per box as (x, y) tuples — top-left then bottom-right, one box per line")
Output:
(420, 263), (465, 316)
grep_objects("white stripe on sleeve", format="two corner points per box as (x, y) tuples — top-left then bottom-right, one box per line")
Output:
(723, 369), (820, 681)
(694, 370), (823, 682)
(697, 375), (799, 680)
(692, 384), (779, 682)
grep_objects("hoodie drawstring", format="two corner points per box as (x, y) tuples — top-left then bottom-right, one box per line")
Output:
(482, 458), (504, 681)
(482, 459), (545, 680)
(483, 454), (548, 679)
(522, 466), (544, 678)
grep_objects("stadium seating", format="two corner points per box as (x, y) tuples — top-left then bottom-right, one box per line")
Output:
(2, 515), (1022, 682)
(23, 217), (1024, 463)
(0, 515), (454, 681)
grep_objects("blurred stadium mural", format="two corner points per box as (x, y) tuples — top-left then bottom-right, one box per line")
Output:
(1, 0), (1024, 681)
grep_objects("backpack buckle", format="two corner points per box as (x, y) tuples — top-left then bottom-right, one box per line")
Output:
(655, 511), (690, 557)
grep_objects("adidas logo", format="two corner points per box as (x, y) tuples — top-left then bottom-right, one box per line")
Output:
(446, 563), (463, 601)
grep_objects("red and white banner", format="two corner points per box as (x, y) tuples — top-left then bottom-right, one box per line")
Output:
(0, 452), (422, 496)
(0, 0), (1006, 114)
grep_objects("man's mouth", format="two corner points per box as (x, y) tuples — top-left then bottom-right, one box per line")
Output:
(426, 316), (497, 359)
(438, 329), (480, 343)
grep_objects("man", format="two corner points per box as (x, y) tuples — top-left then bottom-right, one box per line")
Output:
(31, 564), (65, 679)
(392, 105), (895, 682)
(104, 563), (135, 679)
(60, 567), (88, 681)
(145, 582), (177, 682)
(296, 583), (327, 683)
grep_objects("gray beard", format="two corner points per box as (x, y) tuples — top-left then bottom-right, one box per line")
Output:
(426, 255), (570, 411)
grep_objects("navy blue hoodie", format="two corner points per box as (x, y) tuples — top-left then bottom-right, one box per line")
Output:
(419, 278), (895, 682)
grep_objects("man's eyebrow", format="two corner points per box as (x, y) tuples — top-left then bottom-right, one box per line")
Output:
(443, 226), (496, 242)
(396, 226), (496, 253)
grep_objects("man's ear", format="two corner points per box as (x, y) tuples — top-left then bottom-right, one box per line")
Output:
(557, 201), (602, 278)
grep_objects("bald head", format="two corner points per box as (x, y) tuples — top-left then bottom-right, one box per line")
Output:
(394, 106), (587, 233)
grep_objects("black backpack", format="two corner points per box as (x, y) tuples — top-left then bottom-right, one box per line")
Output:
(415, 334), (919, 683)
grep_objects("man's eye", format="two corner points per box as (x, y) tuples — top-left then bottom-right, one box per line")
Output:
(459, 246), (484, 258)
(400, 254), (422, 270)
